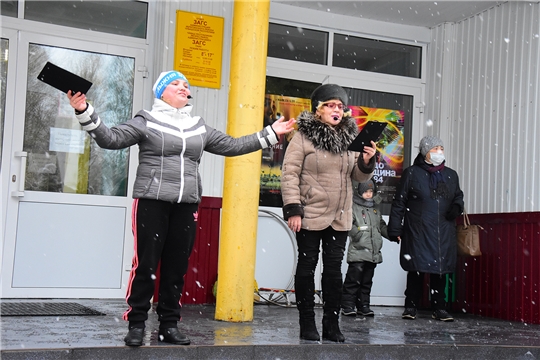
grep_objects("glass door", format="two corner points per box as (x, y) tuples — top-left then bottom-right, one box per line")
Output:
(331, 74), (422, 306)
(258, 64), (422, 304)
(2, 32), (144, 298)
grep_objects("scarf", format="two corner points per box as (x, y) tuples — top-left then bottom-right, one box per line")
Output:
(353, 192), (375, 207)
(426, 163), (445, 190)
(415, 154), (448, 199)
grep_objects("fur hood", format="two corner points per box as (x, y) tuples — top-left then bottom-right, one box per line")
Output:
(296, 111), (358, 154)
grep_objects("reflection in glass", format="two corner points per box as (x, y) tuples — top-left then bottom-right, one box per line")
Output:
(333, 34), (422, 78)
(268, 23), (328, 65)
(260, 76), (320, 207)
(24, 44), (134, 196)
(24, 1), (148, 39)
(0, 38), (7, 169)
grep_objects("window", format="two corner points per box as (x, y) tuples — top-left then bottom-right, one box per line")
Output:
(267, 23), (328, 65)
(267, 23), (423, 78)
(24, 1), (148, 39)
(333, 34), (421, 78)
(0, 0), (18, 17)
(24, 43), (135, 195)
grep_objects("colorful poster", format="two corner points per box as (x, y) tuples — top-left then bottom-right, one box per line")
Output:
(259, 99), (406, 210)
(259, 95), (311, 207)
(349, 106), (405, 208)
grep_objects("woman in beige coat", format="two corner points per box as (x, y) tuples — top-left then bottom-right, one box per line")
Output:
(281, 84), (376, 342)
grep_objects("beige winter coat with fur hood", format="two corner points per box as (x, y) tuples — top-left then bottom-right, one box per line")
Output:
(281, 111), (375, 231)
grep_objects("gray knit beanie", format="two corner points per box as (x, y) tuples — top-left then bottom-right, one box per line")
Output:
(419, 135), (444, 157)
(357, 179), (376, 195)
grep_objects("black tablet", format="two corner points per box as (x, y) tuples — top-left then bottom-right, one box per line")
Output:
(348, 121), (387, 152)
(37, 62), (93, 95)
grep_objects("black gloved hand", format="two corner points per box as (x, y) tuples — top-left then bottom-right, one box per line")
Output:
(445, 204), (462, 221)
(389, 235), (400, 243)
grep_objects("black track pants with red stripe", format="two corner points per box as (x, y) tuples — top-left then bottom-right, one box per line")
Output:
(123, 198), (198, 325)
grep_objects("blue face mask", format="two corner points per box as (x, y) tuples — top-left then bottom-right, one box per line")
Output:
(430, 152), (445, 166)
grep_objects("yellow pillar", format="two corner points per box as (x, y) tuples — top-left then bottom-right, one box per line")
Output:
(215, 0), (270, 322)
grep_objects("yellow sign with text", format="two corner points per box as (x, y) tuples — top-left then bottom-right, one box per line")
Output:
(174, 10), (224, 89)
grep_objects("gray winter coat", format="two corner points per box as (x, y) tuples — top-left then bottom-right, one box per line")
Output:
(347, 195), (389, 264)
(75, 99), (279, 203)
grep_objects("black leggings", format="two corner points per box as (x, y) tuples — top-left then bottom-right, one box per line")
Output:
(295, 227), (348, 279)
(123, 199), (198, 327)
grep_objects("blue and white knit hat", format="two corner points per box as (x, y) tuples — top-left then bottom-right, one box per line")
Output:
(153, 71), (190, 99)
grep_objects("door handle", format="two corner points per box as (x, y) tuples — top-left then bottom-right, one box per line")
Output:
(11, 151), (27, 197)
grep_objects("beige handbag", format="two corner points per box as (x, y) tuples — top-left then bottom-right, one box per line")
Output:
(456, 210), (483, 257)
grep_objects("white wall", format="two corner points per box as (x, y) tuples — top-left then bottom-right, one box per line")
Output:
(426, 2), (540, 214)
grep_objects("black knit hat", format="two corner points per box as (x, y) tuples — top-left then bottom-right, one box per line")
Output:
(310, 84), (349, 112)
(357, 179), (376, 195)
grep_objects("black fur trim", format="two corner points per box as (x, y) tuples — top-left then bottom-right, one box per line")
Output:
(296, 111), (358, 154)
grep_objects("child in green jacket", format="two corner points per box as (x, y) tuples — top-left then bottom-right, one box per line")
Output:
(341, 179), (391, 316)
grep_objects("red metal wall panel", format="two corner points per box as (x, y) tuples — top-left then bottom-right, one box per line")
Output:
(153, 196), (222, 305)
(453, 212), (540, 324)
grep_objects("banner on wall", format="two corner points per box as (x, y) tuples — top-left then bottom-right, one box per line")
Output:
(258, 98), (406, 210)
(349, 106), (405, 207)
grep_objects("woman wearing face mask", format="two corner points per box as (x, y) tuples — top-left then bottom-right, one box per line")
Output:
(387, 135), (464, 322)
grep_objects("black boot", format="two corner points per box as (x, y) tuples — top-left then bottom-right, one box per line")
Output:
(124, 327), (144, 346)
(322, 275), (345, 342)
(294, 275), (320, 341)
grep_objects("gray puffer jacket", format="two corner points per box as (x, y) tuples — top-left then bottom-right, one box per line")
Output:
(75, 99), (279, 203)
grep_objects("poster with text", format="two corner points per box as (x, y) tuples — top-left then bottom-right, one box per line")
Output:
(349, 106), (405, 209)
(259, 95), (310, 207)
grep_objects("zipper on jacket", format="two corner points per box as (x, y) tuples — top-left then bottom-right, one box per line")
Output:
(157, 132), (165, 200)
(338, 151), (348, 220)
(177, 127), (186, 203)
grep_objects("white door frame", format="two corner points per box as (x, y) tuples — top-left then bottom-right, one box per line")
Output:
(1, 30), (144, 298)
(1, 28), (19, 256)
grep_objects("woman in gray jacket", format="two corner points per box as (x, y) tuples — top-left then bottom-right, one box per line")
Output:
(281, 84), (376, 342)
(68, 70), (295, 347)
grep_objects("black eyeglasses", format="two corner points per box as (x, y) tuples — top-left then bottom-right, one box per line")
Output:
(323, 102), (344, 110)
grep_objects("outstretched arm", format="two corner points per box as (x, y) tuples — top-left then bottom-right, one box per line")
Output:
(271, 116), (296, 136)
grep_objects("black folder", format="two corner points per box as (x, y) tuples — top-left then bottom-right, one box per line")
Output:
(37, 62), (92, 95)
(348, 121), (387, 152)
